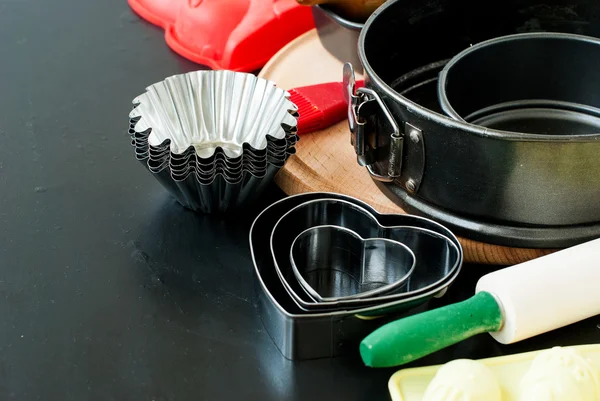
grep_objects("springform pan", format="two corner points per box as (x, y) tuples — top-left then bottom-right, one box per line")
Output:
(345, 0), (600, 248)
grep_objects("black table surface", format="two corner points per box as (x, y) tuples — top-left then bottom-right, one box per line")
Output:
(1, 0), (599, 400)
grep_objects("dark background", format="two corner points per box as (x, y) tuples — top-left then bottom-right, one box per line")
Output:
(0, 0), (598, 400)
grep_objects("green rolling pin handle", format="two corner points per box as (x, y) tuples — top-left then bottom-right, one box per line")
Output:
(359, 291), (504, 368)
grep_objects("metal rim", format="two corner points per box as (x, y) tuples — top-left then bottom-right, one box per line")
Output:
(357, 3), (600, 142)
(464, 100), (600, 125)
(267, 196), (463, 312)
(376, 181), (600, 249)
(314, 5), (364, 31)
(249, 192), (463, 319)
(289, 224), (417, 302)
(438, 32), (600, 127)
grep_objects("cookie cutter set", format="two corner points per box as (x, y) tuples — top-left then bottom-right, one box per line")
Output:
(250, 192), (463, 360)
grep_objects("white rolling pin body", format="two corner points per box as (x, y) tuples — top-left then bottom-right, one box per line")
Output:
(476, 237), (600, 344)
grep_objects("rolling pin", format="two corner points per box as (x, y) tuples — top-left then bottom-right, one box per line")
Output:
(360, 237), (600, 368)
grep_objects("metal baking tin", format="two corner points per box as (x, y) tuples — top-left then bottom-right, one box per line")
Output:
(347, 0), (600, 248)
(311, 5), (364, 75)
(314, 4), (363, 30)
(438, 32), (600, 136)
(146, 166), (280, 214)
(130, 70), (298, 157)
(249, 192), (463, 360)
(290, 225), (416, 302)
(126, 71), (299, 213)
(270, 198), (461, 311)
(129, 117), (297, 170)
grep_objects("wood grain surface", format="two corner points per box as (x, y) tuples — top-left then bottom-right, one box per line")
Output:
(259, 29), (553, 265)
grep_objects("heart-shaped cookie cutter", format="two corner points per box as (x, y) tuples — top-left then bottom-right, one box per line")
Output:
(251, 192), (463, 360)
(270, 197), (461, 311)
(290, 225), (416, 302)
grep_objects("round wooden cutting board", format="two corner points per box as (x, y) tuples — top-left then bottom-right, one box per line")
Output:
(258, 28), (553, 265)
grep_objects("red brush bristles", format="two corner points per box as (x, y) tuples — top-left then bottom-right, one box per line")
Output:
(290, 80), (365, 135)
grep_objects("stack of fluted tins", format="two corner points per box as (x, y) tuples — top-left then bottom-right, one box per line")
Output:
(127, 70), (299, 213)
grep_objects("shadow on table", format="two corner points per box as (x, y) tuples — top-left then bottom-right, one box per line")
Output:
(132, 187), (282, 281)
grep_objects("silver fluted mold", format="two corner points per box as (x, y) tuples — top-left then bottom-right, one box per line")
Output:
(127, 70), (299, 214)
(129, 70), (298, 158)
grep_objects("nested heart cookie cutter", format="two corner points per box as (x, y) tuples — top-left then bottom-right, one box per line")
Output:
(270, 197), (462, 311)
(251, 192), (463, 360)
(290, 225), (417, 302)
